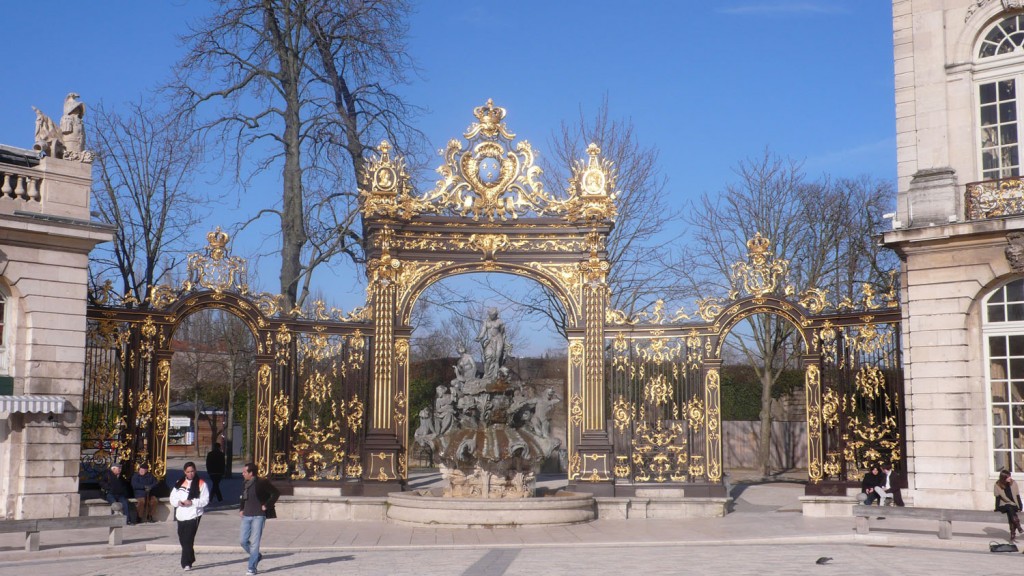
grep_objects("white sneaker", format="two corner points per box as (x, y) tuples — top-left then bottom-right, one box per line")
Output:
(245, 571), (256, 576)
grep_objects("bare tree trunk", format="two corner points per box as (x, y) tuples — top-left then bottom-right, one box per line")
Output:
(758, 370), (773, 477)
(264, 2), (307, 309)
(225, 355), (236, 478)
(194, 387), (201, 458)
(173, 0), (421, 307)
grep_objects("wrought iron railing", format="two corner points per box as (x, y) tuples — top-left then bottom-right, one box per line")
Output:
(966, 177), (1024, 220)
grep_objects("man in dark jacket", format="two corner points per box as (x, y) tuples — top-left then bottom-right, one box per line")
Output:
(130, 462), (160, 522)
(239, 462), (279, 576)
(99, 462), (135, 525)
(206, 442), (225, 502)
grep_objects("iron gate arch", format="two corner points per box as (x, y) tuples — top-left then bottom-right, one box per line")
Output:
(83, 229), (371, 487)
(604, 238), (904, 495)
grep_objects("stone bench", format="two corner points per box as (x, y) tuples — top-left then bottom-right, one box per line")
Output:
(0, 515), (126, 551)
(81, 497), (172, 521)
(852, 504), (1007, 539)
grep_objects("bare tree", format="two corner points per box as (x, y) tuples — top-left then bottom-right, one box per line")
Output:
(88, 99), (205, 305)
(172, 0), (423, 308)
(528, 97), (691, 336)
(681, 150), (896, 477)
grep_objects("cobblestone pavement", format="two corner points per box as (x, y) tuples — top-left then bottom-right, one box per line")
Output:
(0, 543), (1020, 576)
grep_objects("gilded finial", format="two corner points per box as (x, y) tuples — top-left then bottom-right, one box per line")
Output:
(466, 99), (514, 140)
(746, 232), (771, 265)
(206, 227), (230, 260)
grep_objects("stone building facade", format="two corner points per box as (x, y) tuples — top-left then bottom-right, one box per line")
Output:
(884, 0), (1024, 508)
(0, 119), (112, 518)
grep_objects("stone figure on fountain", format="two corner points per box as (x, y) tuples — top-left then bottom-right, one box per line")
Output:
(415, 309), (560, 498)
(476, 307), (507, 380)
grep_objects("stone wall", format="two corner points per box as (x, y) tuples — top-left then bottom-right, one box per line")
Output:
(888, 224), (1018, 509)
(0, 153), (112, 519)
(885, 0), (1024, 510)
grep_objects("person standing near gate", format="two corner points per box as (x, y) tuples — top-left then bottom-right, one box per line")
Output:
(170, 461), (209, 571)
(206, 442), (225, 502)
(239, 462), (279, 576)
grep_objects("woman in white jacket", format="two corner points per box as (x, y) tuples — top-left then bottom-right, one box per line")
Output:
(169, 461), (210, 570)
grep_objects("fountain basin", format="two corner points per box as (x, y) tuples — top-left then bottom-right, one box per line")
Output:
(386, 490), (595, 528)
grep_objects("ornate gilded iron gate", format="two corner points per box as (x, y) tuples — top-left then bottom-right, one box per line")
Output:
(606, 332), (716, 490)
(82, 230), (371, 486)
(815, 319), (904, 491)
(81, 101), (905, 498)
(604, 236), (904, 495)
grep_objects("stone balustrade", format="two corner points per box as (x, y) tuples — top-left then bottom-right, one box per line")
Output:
(0, 167), (42, 203)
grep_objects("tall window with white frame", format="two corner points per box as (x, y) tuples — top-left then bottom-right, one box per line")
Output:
(977, 14), (1024, 180)
(986, 278), (1024, 474)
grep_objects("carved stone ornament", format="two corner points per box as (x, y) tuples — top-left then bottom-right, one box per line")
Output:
(1006, 231), (1024, 272)
(967, 0), (1024, 22)
(31, 92), (93, 162)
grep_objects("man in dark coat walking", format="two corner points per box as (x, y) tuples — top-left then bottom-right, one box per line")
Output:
(240, 462), (279, 575)
(206, 442), (225, 502)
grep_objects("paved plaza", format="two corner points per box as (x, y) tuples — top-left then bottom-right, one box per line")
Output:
(1, 480), (1021, 575)
(1, 543), (1021, 576)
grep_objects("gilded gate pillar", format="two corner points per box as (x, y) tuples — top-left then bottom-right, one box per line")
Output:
(568, 245), (614, 494)
(361, 244), (405, 494)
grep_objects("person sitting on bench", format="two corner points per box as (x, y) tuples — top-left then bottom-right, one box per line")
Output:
(873, 462), (905, 506)
(861, 464), (885, 506)
(100, 462), (135, 525)
(995, 469), (1023, 543)
(131, 462), (160, 523)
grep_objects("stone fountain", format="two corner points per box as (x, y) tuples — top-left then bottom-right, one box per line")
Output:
(387, 308), (594, 527)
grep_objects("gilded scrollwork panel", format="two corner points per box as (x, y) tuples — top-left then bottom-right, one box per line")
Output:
(704, 369), (722, 482)
(255, 364), (273, 476)
(804, 363), (823, 483)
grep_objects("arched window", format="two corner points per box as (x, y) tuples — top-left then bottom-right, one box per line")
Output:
(979, 15), (1024, 58)
(976, 15), (1024, 180)
(985, 278), (1024, 473)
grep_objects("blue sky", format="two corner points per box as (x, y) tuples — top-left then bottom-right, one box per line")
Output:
(0, 1), (896, 350)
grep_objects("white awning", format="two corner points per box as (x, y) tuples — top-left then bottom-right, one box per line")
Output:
(0, 395), (67, 414)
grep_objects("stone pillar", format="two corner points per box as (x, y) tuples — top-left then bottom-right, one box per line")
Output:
(907, 168), (958, 228)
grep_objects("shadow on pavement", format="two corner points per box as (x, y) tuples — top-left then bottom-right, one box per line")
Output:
(261, 553), (355, 573)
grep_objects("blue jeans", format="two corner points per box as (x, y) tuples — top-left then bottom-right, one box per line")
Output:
(240, 514), (266, 572)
